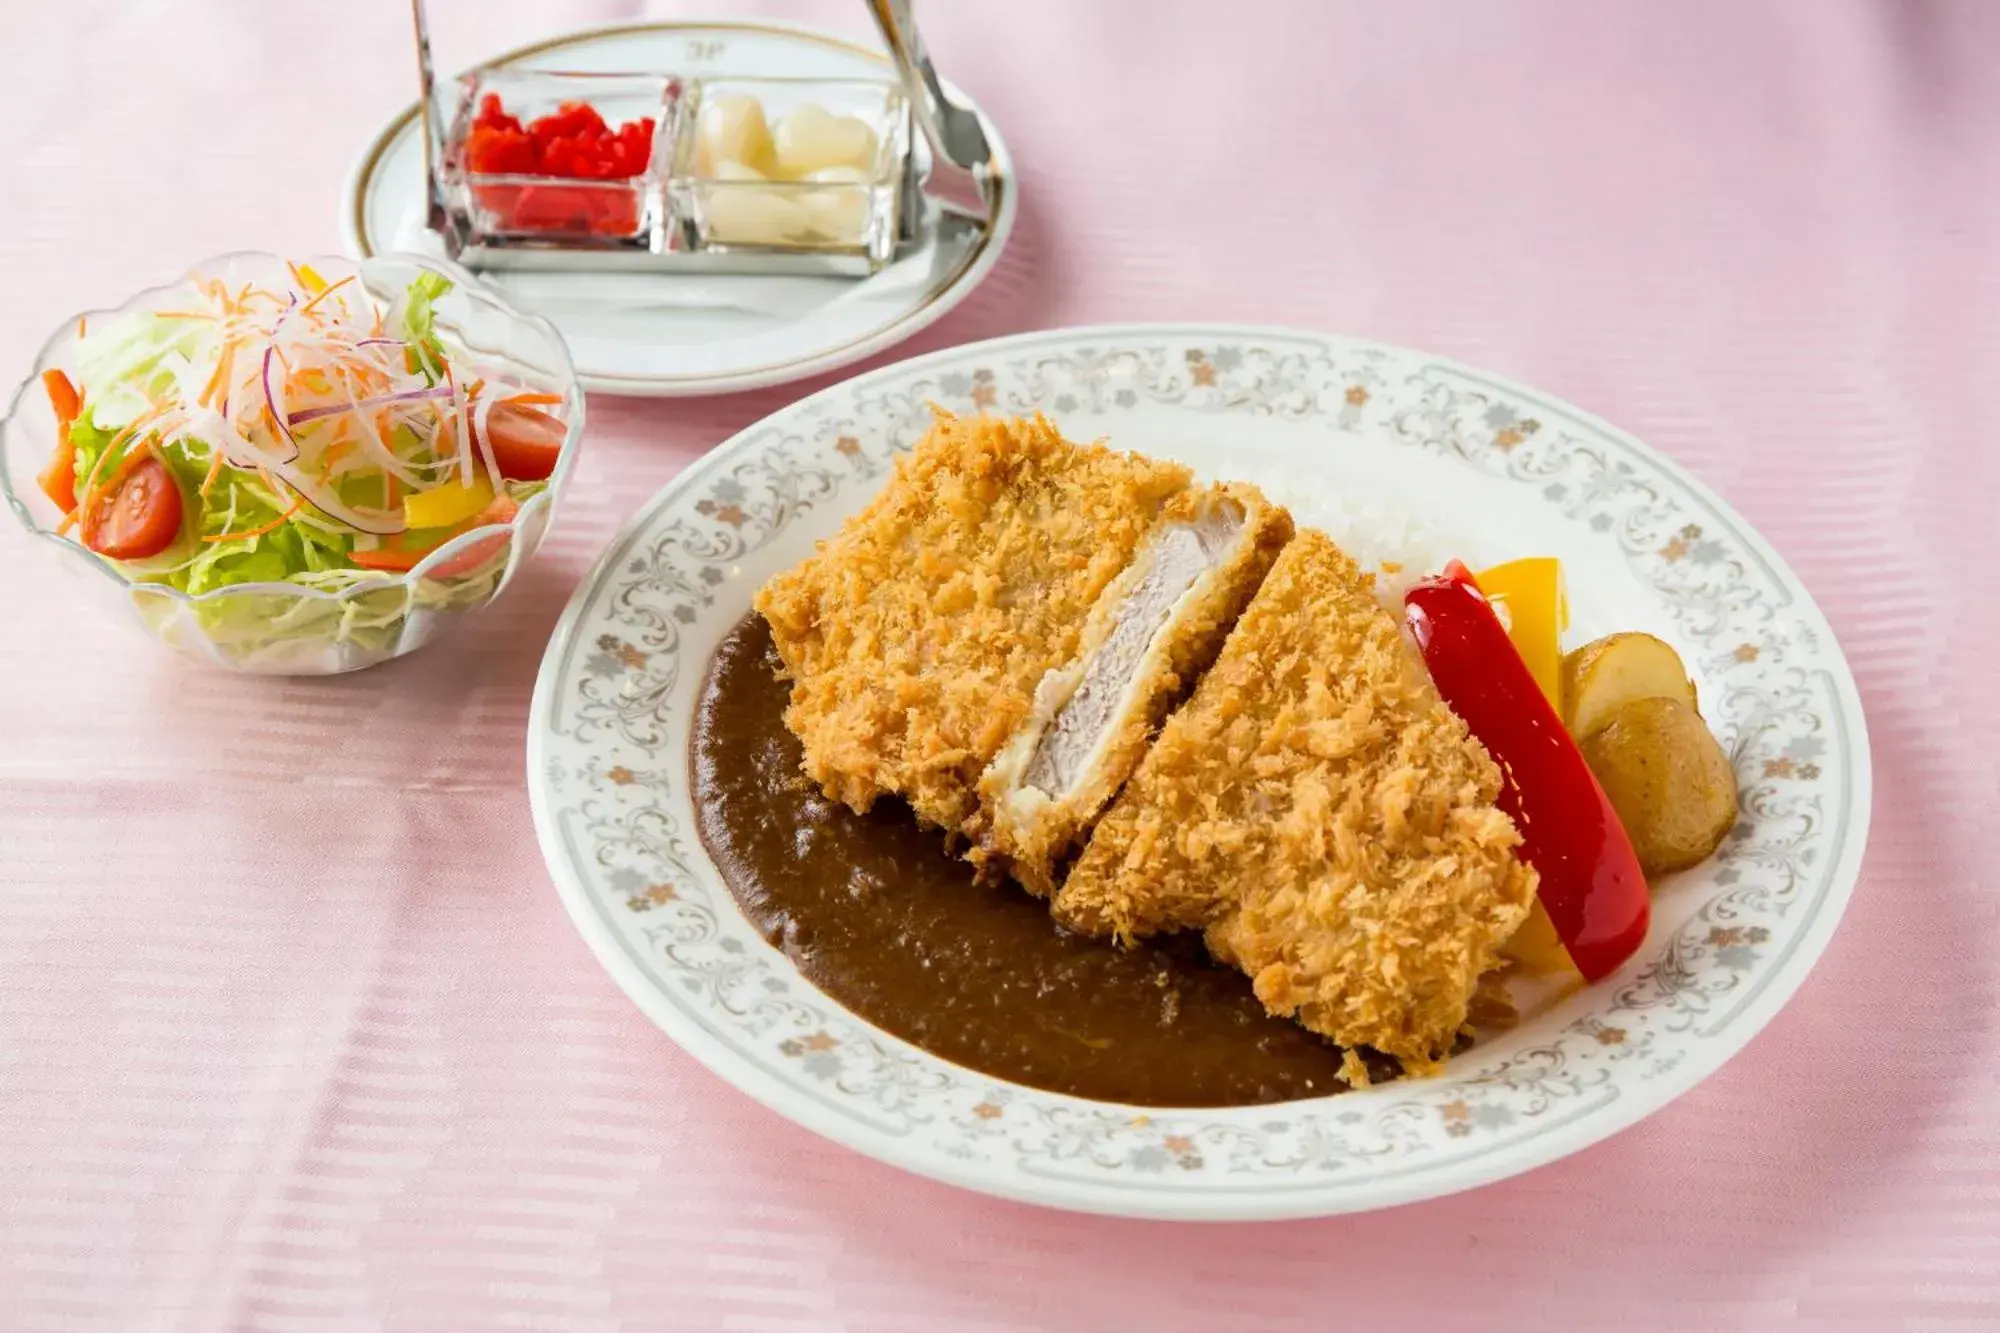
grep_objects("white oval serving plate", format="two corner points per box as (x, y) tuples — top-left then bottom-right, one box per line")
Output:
(527, 325), (1871, 1219)
(343, 20), (1017, 397)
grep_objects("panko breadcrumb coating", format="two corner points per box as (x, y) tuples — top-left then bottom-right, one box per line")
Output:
(977, 483), (1293, 896)
(754, 411), (1189, 836)
(1052, 530), (1537, 1076)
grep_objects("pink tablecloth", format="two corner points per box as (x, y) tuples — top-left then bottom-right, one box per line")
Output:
(4, 1), (1997, 1327)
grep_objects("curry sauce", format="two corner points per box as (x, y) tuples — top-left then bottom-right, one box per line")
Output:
(690, 614), (1374, 1107)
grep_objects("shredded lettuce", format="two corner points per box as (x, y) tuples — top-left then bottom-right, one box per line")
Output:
(65, 413), (121, 494)
(70, 311), (206, 429)
(399, 272), (454, 384)
(63, 408), (358, 594)
(179, 578), (418, 671)
(165, 443), (352, 594)
(173, 490), (354, 596)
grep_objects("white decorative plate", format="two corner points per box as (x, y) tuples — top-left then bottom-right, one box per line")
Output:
(527, 325), (1871, 1219)
(342, 20), (1016, 397)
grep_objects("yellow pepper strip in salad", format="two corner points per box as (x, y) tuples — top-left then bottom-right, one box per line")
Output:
(403, 473), (496, 531)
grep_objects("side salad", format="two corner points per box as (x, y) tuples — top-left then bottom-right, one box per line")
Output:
(32, 263), (570, 596)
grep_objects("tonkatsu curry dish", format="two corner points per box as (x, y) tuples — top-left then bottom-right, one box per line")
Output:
(691, 411), (1740, 1107)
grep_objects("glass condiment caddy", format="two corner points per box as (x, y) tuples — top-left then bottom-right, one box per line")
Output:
(413, 0), (982, 278)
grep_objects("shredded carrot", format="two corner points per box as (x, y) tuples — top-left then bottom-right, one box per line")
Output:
(101, 440), (156, 492)
(200, 447), (227, 496)
(343, 366), (383, 395)
(253, 466), (286, 511)
(200, 340), (237, 409)
(70, 406), (168, 517)
(304, 276), (354, 313)
(153, 310), (216, 321)
(503, 392), (564, 407)
(76, 316), (86, 337)
(68, 450), (118, 523)
(67, 435), (162, 532)
(203, 490), (305, 544)
(286, 261), (308, 292)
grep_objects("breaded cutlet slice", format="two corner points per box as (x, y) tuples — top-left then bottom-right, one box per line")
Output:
(1051, 530), (1537, 1078)
(975, 483), (1293, 895)
(754, 411), (1190, 836)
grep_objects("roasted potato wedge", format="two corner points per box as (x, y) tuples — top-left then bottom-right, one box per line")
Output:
(1579, 696), (1738, 875)
(1563, 632), (1698, 741)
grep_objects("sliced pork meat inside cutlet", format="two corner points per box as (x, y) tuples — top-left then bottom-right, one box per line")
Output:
(753, 410), (1190, 837)
(1051, 530), (1537, 1081)
(976, 483), (1292, 895)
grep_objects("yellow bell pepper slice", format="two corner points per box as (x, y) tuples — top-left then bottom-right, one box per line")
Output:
(1480, 556), (1576, 976)
(1502, 895), (1575, 977)
(403, 474), (495, 531)
(1477, 557), (1567, 708)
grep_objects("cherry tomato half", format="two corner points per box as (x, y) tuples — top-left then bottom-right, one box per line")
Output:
(81, 456), (183, 560)
(479, 401), (566, 481)
(427, 494), (520, 580)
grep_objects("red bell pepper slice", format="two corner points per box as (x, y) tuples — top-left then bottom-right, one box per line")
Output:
(38, 424), (77, 512)
(1405, 564), (1651, 980)
(42, 368), (81, 423)
(37, 369), (81, 511)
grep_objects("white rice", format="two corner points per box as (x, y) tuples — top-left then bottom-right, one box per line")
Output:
(1219, 458), (1455, 610)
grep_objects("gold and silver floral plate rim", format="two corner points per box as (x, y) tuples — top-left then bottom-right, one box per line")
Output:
(527, 323), (1871, 1218)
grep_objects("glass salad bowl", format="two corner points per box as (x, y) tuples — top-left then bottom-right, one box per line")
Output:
(0, 251), (582, 674)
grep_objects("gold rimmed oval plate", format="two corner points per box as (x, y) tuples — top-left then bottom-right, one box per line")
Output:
(343, 20), (1016, 397)
(527, 325), (1871, 1218)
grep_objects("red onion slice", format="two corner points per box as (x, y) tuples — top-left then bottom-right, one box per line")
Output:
(260, 345), (301, 463)
(287, 385), (451, 428)
(263, 455), (406, 536)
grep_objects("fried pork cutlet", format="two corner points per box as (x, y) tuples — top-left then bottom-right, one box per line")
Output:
(754, 411), (1190, 836)
(976, 483), (1293, 896)
(1052, 530), (1537, 1078)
